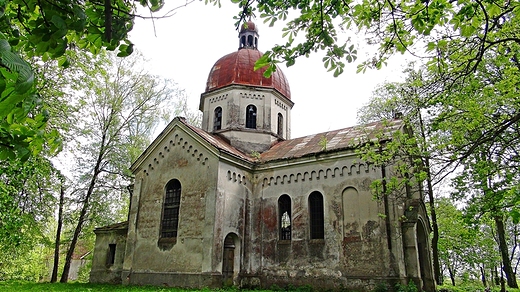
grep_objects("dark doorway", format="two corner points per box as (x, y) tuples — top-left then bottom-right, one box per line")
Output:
(222, 234), (236, 285)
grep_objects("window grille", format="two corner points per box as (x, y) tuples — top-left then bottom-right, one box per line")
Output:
(309, 191), (324, 239)
(214, 107), (222, 131)
(161, 179), (181, 238)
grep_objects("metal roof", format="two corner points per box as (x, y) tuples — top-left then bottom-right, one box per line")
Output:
(179, 118), (404, 163)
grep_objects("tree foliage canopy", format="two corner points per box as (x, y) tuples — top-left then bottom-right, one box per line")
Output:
(0, 0), (163, 160)
(225, 0), (520, 79)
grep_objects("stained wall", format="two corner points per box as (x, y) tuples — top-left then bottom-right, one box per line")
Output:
(120, 127), (221, 287)
(243, 154), (406, 291)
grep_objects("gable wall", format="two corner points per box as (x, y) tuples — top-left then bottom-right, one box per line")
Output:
(122, 128), (221, 286)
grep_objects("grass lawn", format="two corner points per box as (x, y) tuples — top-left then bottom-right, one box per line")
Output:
(0, 281), (228, 292)
(4, 280), (520, 292)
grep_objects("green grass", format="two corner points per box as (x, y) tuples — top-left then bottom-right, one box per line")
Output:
(0, 281), (227, 292)
(437, 283), (520, 292)
(5, 280), (520, 292)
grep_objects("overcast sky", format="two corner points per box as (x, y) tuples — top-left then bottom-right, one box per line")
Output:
(129, 1), (410, 138)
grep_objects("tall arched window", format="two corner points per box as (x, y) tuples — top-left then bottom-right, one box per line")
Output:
(246, 105), (257, 129)
(161, 179), (181, 238)
(278, 195), (291, 240)
(214, 107), (222, 131)
(309, 191), (324, 239)
(277, 113), (283, 136)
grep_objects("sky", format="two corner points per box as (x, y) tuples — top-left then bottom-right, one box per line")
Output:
(129, 1), (410, 139)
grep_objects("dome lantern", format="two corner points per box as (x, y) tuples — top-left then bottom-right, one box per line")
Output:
(239, 21), (259, 50)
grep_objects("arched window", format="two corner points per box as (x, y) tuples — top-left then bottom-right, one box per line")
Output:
(278, 195), (291, 240)
(277, 113), (283, 136)
(246, 105), (257, 129)
(161, 179), (181, 238)
(309, 191), (324, 239)
(214, 107), (222, 131)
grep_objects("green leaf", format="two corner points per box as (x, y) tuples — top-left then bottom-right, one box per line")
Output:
(57, 55), (70, 67)
(254, 54), (271, 71)
(511, 209), (520, 224)
(51, 15), (67, 31)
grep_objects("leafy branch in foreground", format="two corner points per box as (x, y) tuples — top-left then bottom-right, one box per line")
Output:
(219, 0), (520, 82)
(0, 0), (168, 160)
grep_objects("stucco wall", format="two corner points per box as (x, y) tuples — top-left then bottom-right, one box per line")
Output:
(90, 227), (127, 284)
(122, 128), (221, 287)
(211, 163), (252, 278)
(244, 154), (406, 290)
(200, 87), (293, 153)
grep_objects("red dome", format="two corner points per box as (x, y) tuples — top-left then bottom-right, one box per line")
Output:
(205, 49), (291, 99)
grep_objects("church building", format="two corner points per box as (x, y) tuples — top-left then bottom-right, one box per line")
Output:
(90, 22), (435, 291)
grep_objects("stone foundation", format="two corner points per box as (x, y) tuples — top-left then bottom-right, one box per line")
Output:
(121, 271), (222, 288)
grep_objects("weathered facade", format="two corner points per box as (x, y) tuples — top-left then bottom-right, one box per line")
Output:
(90, 22), (435, 291)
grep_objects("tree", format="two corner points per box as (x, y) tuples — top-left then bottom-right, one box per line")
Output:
(358, 32), (520, 284)
(428, 40), (520, 288)
(0, 155), (62, 279)
(50, 179), (65, 283)
(436, 197), (468, 286)
(58, 50), (188, 282)
(435, 198), (503, 287)
(0, 0), (165, 160)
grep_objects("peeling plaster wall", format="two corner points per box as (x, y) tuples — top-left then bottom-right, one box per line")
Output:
(246, 155), (407, 291)
(90, 228), (127, 284)
(270, 96), (292, 139)
(121, 128), (220, 287)
(212, 163), (252, 281)
(200, 86), (293, 153)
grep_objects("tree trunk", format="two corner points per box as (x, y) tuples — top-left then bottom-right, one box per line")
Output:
(60, 168), (101, 283)
(480, 265), (487, 287)
(448, 266), (456, 286)
(425, 157), (441, 285)
(495, 215), (518, 288)
(418, 111), (441, 285)
(50, 183), (65, 282)
(494, 266), (500, 286)
(61, 133), (106, 283)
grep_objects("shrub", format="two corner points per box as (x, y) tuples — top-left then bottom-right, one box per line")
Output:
(395, 281), (417, 292)
(372, 282), (389, 292)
